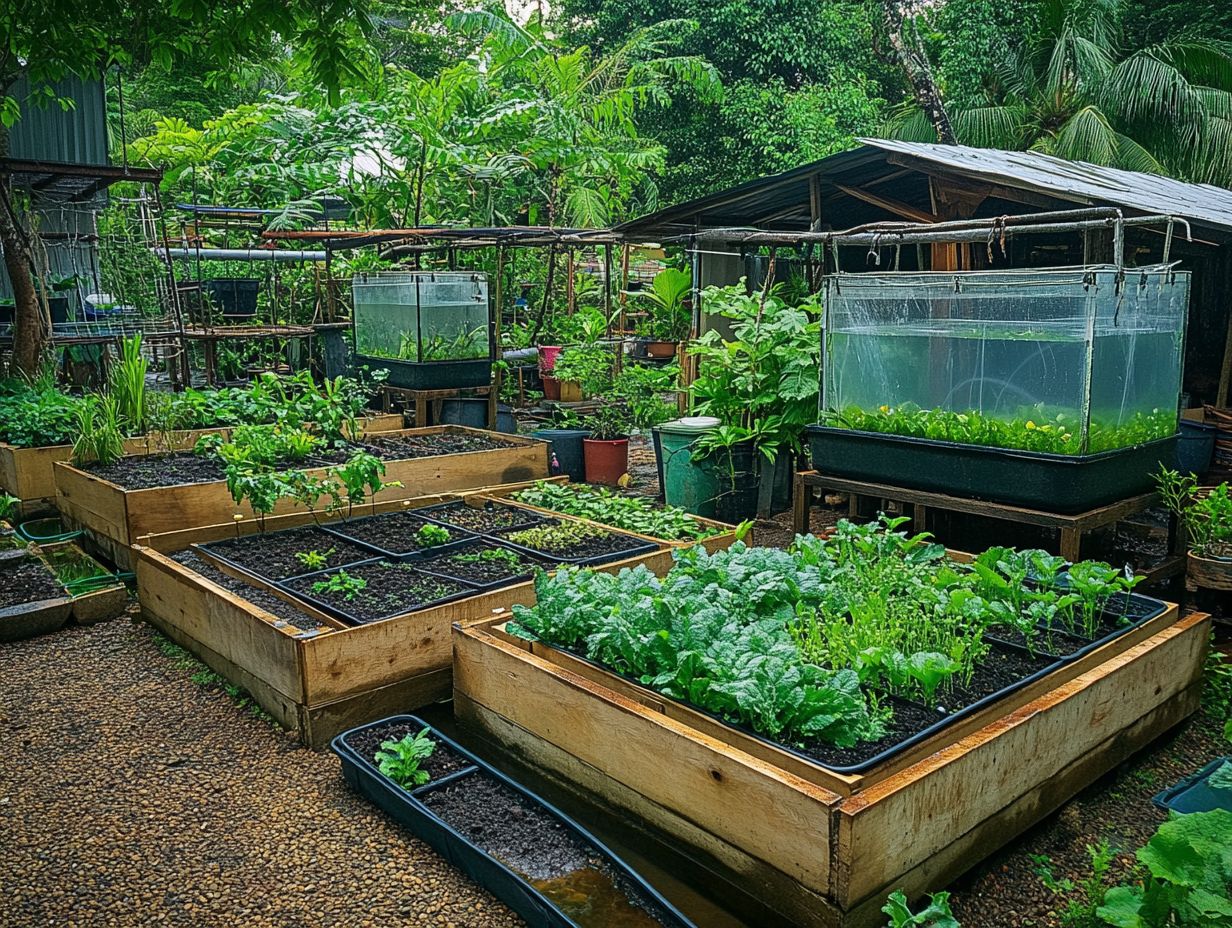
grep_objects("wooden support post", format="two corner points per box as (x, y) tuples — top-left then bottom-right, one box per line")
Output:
(1060, 528), (1082, 563)
(793, 471), (810, 535)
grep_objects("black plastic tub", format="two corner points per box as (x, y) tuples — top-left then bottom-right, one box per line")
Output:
(356, 354), (492, 391)
(413, 500), (546, 535)
(522, 589), (1167, 775)
(415, 539), (546, 593)
(806, 425), (1178, 513)
(333, 715), (696, 928)
(1153, 756), (1232, 814)
(530, 428), (590, 483)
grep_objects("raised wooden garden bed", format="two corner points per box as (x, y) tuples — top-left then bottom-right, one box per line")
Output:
(0, 413), (404, 516)
(453, 604), (1210, 928)
(134, 490), (691, 748)
(55, 426), (549, 570)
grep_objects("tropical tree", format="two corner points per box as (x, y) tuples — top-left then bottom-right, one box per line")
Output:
(890, 0), (1232, 186)
(0, 0), (377, 375)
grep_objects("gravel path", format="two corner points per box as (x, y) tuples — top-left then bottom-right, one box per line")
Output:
(0, 615), (525, 928)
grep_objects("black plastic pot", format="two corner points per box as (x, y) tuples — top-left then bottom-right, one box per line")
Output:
(332, 716), (697, 928)
(203, 278), (260, 318)
(355, 355), (493, 391)
(1176, 419), (1217, 476)
(530, 428), (590, 483)
(806, 425), (1178, 513)
(47, 296), (69, 325)
(439, 398), (490, 429)
(706, 440), (759, 522)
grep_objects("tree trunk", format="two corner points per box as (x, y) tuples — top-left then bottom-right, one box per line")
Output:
(882, 0), (958, 145)
(0, 174), (46, 377)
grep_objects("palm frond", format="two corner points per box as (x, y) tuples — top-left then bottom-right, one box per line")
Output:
(953, 105), (1026, 148)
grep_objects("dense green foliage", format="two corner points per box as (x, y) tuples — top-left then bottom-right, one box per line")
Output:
(510, 519), (1144, 745)
(1157, 469), (1232, 558)
(826, 404), (1177, 455)
(512, 480), (722, 540)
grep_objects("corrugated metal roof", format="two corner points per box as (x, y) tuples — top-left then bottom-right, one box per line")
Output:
(8, 75), (109, 168)
(616, 140), (1232, 240)
(859, 139), (1232, 234)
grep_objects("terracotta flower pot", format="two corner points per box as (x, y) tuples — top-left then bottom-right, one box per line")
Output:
(542, 375), (561, 401)
(583, 438), (629, 486)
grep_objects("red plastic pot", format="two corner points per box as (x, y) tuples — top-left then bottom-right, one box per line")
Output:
(542, 374), (561, 401)
(583, 438), (629, 486)
(645, 340), (678, 359)
(539, 345), (563, 372)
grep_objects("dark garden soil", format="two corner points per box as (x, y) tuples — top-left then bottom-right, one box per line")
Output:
(362, 432), (517, 460)
(420, 772), (673, 927)
(0, 557), (65, 608)
(82, 451), (226, 489)
(329, 511), (472, 557)
(203, 527), (373, 581)
(420, 541), (547, 587)
(342, 719), (473, 782)
(170, 550), (330, 633)
(940, 643), (1056, 711)
(796, 697), (942, 769)
(498, 520), (650, 563)
(285, 561), (471, 624)
(419, 500), (544, 534)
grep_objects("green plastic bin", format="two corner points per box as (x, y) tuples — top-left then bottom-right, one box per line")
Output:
(658, 417), (722, 519)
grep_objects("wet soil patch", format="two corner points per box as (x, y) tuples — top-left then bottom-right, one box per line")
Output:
(284, 561), (471, 624)
(420, 541), (548, 587)
(329, 512), (468, 557)
(420, 772), (672, 925)
(170, 550), (326, 633)
(419, 501), (544, 534)
(0, 558), (64, 608)
(82, 452), (226, 490)
(342, 719), (472, 782)
(203, 527), (372, 581)
(497, 520), (650, 563)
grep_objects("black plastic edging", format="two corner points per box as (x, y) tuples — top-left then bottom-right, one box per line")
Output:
(332, 715), (697, 928)
(492, 525), (660, 567)
(321, 512), (479, 561)
(277, 560), (484, 626)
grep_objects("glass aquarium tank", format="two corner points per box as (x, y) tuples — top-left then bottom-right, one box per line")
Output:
(808, 266), (1190, 511)
(352, 272), (493, 389)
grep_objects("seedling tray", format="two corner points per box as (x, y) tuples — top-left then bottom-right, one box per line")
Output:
(279, 559), (481, 626)
(1153, 756), (1232, 814)
(492, 525), (659, 567)
(332, 715), (696, 928)
(322, 512), (478, 561)
(414, 500), (546, 535)
(414, 540), (548, 594)
(806, 425), (1177, 513)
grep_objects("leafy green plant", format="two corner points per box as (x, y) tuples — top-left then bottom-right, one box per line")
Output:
(632, 267), (692, 342)
(506, 519), (611, 553)
(0, 381), (81, 447)
(453, 547), (524, 569)
(110, 333), (148, 433)
(294, 548), (335, 571)
(311, 569), (368, 601)
(513, 480), (718, 540)
(225, 466), (292, 532)
(374, 728), (437, 789)
(415, 523), (452, 547)
(1156, 469), (1232, 559)
(1096, 810), (1232, 927)
(552, 344), (616, 396)
(330, 451), (393, 520)
(0, 493), (19, 521)
(582, 403), (630, 441)
(1203, 646), (1232, 745)
(882, 890), (960, 927)
(1035, 842), (1117, 928)
(71, 395), (126, 467)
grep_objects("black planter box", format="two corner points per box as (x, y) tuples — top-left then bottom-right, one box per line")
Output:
(203, 278), (259, 318)
(332, 715), (697, 928)
(356, 354), (492, 390)
(806, 425), (1178, 513)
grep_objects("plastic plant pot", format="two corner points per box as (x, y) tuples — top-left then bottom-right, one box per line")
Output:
(1176, 419), (1217, 476)
(541, 375), (561, 402)
(530, 429), (590, 482)
(583, 438), (629, 486)
(557, 380), (584, 403)
(645, 340), (678, 359)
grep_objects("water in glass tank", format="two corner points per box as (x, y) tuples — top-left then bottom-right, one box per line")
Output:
(353, 273), (489, 363)
(822, 267), (1189, 455)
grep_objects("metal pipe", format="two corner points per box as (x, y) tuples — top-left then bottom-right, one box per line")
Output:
(157, 247), (328, 262)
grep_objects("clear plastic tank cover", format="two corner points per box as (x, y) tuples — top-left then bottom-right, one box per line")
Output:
(353, 272), (491, 364)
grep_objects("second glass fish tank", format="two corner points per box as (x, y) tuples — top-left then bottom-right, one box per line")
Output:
(807, 266), (1189, 511)
(353, 272), (493, 389)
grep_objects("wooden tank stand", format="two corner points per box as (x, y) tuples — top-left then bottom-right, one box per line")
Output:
(377, 384), (496, 429)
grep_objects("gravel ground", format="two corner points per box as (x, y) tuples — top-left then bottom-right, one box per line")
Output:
(0, 614), (525, 928)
